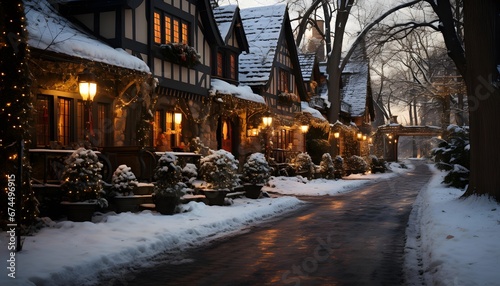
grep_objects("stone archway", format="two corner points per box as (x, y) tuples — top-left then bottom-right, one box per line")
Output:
(375, 124), (443, 161)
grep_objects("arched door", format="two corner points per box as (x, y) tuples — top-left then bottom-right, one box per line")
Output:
(221, 119), (232, 152)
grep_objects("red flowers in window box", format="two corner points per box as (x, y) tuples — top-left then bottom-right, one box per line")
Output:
(159, 43), (201, 68)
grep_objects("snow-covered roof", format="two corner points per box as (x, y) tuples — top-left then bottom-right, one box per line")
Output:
(239, 4), (286, 86)
(341, 61), (369, 117)
(298, 53), (316, 82)
(301, 101), (327, 122)
(213, 5), (238, 43)
(210, 79), (266, 105)
(24, 0), (150, 73)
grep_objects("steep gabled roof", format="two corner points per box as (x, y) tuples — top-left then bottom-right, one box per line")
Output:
(298, 53), (316, 82)
(341, 61), (369, 117)
(239, 4), (286, 86)
(213, 5), (249, 52)
(24, 0), (150, 73)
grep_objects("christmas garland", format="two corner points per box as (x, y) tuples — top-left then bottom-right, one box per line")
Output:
(159, 43), (201, 68)
(278, 91), (300, 106)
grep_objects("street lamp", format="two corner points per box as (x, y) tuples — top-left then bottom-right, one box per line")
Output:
(300, 125), (309, 152)
(261, 113), (273, 159)
(79, 69), (97, 144)
(262, 115), (273, 127)
(357, 132), (363, 141)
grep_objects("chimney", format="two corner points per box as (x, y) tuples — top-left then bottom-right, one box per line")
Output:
(307, 20), (325, 62)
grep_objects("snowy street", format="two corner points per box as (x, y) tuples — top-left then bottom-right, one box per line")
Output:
(116, 162), (430, 285)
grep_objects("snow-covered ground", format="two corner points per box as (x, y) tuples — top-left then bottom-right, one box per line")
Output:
(1, 161), (499, 285)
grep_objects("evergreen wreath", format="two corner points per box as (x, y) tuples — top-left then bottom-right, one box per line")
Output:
(159, 43), (201, 68)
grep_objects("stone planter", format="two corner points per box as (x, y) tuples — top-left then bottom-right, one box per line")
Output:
(113, 195), (152, 213)
(153, 195), (179, 215)
(61, 201), (98, 222)
(243, 184), (263, 199)
(200, 189), (228, 206)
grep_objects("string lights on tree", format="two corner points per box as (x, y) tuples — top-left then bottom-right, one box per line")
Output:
(0, 0), (38, 238)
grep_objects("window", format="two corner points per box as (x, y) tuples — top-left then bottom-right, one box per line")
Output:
(229, 54), (236, 79)
(274, 129), (294, 150)
(154, 12), (161, 44)
(154, 10), (190, 45)
(35, 96), (53, 147)
(279, 69), (290, 93)
(217, 52), (224, 77)
(154, 110), (183, 150)
(57, 98), (72, 146)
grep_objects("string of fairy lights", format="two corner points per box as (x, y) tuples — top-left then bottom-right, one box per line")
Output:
(1, 1), (38, 233)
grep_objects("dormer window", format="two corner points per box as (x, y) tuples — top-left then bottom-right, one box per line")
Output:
(214, 50), (238, 80)
(154, 11), (190, 45)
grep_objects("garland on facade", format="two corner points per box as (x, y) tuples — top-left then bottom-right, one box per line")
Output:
(278, 91), (300, 106)
(159, 43), (201, 68)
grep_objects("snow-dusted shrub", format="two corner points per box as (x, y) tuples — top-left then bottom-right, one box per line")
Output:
(153, 152), (186, 198)
(319, 153), (335, 179)
(182, 163), (198, 186)
(241, 152), (271, 185)
(345, 155), (369, 174)
(189, 137), (210, 156)
(292, 152), (314, 178)
(432, 125), (469, 189)
(369, 155), (387, 173)
(61, 148), (106, 207)
(199, 149), (239, 190)
(111, 165), (138, 196)
(334, 155), (345, 178)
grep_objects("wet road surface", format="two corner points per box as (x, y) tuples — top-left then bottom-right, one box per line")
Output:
(110, 162), (432, 286)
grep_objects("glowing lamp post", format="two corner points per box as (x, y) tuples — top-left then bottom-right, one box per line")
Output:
(79, 69), (97, 144)
(301, 125), (309, 152)
(261, 113), (273, 159)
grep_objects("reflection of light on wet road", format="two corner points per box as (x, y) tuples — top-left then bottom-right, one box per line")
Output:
(329, 200), (345, 210)
(258, 229), (278, 258)
(297, 213), (314, 221)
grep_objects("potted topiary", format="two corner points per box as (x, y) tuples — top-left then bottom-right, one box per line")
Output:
(110, 165), (147, 213)
(198, 149), (239, 205)
(240, 152), (271, 199)
(60, 148), (108, 222)
(153, 152), (187, 214)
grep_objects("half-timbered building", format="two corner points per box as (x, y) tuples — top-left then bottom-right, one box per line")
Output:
(239, 4), (309, 156)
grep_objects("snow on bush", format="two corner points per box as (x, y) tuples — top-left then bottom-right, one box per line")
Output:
(61, 148), (106, 206)
(153, 152), (186, 197)
(292, 152), (314, 178)
(241, 152), (271, 185)
(199, 149), (239, 190)
(432, 125), (470, 189)
(345, 155), (369, 174)
(319, 153), (335, 179)
(111, 165), (138, 196)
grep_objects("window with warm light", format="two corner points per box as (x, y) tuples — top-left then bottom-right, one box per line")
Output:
(154, 110), (183, 150)
(229, 53), (236, 79)
(279, 69), (290, 92)
(154, 10), (190, 45)
(154, 12), (161, 44)
(35, 96), (52, 147)
(275, 129), (294, 149)
(217, 52), (224, 77)
(57, 98), (72, 146)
